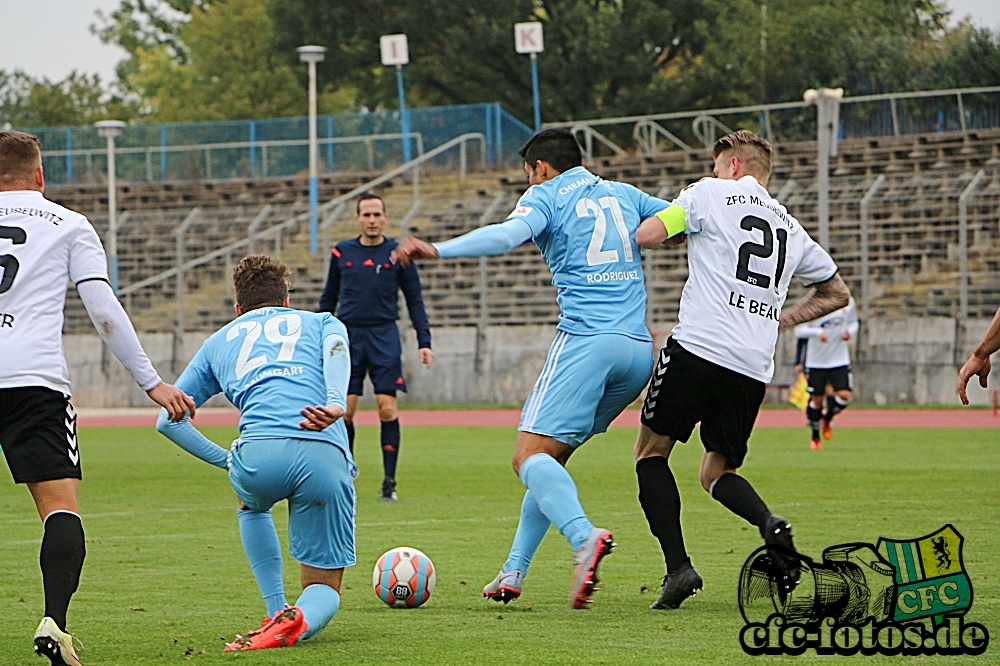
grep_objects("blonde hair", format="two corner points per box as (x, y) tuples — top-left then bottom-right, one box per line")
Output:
(712, 129), (772, 180)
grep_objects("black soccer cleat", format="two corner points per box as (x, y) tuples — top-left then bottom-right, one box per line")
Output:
(650, 562), (703, 610)
(380, 476), (398, 502)
(761, 514), (801, 599)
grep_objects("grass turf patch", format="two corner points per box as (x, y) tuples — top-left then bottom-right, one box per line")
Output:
(0, 425), (996, 664)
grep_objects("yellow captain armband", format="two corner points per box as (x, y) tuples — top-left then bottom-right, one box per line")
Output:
(654, 205), (686, 238)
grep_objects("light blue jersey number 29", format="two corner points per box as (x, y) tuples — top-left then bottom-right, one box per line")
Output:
(577, 196), (634, 266)
(226, 313), (303, 379)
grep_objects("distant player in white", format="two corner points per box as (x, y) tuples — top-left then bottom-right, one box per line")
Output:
(630, 130), (851, 610)
(794, 297), (858, 449)
(0, 131), (193, 665)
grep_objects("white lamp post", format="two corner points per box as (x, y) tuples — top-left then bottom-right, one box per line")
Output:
(95, 119), (127, 293)
(298, 45), (327, 255)
(804, 87), (843, 250)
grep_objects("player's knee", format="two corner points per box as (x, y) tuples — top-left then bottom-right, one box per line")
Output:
(836, 390), (851, 403)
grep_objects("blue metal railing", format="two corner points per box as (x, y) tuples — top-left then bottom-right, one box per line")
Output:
(22, 102), (534, 185)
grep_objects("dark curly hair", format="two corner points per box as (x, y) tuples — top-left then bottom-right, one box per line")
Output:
(233, 254), (290, 312)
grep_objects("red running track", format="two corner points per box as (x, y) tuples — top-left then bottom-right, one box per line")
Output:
(78, 407), (1000, 429)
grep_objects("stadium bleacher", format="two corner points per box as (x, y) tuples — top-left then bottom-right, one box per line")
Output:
(53, 128), (999, 335)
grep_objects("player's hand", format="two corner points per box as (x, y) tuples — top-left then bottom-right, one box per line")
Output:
(419, 347), (434, 368)
(957, 352), (991, 405)
(794, 364), (803, 374)
(842, 331), (852, 341)
(818, 333), (829, 343)
(391, 236), (438, 268)
(299, 405), (344, 431)
(147, 382), (196, 422)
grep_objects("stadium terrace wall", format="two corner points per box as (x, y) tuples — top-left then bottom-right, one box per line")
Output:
(63, 318), (998, 408)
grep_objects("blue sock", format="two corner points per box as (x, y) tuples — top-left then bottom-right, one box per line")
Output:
(381, 419), (400, 479)
(502, 490), (550, 575)
(237, 509), (286, 616)
(519, 453), (593, 551)
(295, 584), (340, 641)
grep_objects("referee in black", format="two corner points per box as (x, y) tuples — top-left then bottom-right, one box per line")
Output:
(319, 193), (432, 501)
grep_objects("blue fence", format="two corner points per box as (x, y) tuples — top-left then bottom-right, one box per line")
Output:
(21, 103), (534, 185)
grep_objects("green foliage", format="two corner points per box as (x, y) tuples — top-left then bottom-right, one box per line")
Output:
(0, 71), (137, 128)
(0, 424), (996, 663)
(12, 0), (1000, 128)
(267, 0), (713, 122)
(122, 0), (305, 122)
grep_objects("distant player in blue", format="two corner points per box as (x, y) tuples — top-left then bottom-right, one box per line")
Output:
(394, 129), (667, 608)
(156, 255), (355, 652)
(319, 192), (433, 501)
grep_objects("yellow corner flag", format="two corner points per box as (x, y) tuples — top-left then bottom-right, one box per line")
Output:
(789, 372), (809, 411)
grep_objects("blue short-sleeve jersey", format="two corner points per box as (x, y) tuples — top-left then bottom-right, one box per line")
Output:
(175, 306), (351, 459)
(507, 166), (667, 341)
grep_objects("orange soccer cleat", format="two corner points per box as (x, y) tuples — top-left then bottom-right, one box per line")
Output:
(224, 606), (308, 652)
(810, 438), (823, 451)
(821, 419), (833, 441)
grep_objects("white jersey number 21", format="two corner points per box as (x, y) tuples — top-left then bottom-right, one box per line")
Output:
(577, 196), (634, 266)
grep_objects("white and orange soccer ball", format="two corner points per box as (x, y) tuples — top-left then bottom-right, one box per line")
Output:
(373, 547), (436, 608)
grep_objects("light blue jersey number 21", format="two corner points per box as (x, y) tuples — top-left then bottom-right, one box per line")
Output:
(577, 196), (634, 266)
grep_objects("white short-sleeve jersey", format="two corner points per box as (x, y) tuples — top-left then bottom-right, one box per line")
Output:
(0, 190), (110, 394)
(670, 176), (838, 383)
(794, 297), (858, 369)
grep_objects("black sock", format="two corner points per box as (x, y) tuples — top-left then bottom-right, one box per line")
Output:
(710, 473), (771, 531)
(826, 394), (848, 421)
(345, 421), (355, 455)
(636, 458), (689, 574)
(381, 419), (400, 479)
(806, 404), (822, 438)
(40, 512), (86, 631)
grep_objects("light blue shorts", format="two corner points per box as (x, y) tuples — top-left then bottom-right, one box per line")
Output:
(229, 438), (356, 570)
(519, 331), (654, 447)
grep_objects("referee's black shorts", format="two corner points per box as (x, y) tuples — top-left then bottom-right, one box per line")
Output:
(640, 338), (765, 470)
(0, 387), (81, 484)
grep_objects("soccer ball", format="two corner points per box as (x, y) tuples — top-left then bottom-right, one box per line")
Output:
(373, 547), (436, 608)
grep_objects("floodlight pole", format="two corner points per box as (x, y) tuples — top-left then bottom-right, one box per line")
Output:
(95, 120), (127, 294)
(298, 45), (327, 255)
(804, 87), (843, 250)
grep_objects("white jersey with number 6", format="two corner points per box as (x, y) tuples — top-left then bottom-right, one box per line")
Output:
(670, 176), (838, 383)
(0, 190), (110, 393)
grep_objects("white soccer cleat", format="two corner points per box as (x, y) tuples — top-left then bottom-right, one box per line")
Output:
(34, 617), (82, 666)
(570, 528), (615, 609)
(483, 569), (525, 604)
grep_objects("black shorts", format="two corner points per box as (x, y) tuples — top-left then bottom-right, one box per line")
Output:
(0, 387), (81, 484)
(346, 323), (406, 395)
(641, 338), (765, 469)
(806, 365), (852, 394)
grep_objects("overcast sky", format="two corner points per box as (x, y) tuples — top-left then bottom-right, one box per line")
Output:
(1, 0), (998, 83)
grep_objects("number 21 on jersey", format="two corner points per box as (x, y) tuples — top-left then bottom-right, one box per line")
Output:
(576, 196), (634, 266)
(226, 314), (302, 380)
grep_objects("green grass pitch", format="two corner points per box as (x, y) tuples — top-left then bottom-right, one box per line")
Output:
(0, 425), (997, 664)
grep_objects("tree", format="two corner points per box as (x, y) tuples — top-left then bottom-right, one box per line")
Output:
(100, 0), (306, 121)
(266, 0), (713, 122)
(0, 71), (136, 128)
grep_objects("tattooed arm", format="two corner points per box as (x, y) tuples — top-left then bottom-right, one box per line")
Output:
(778, 272), (851, 331)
